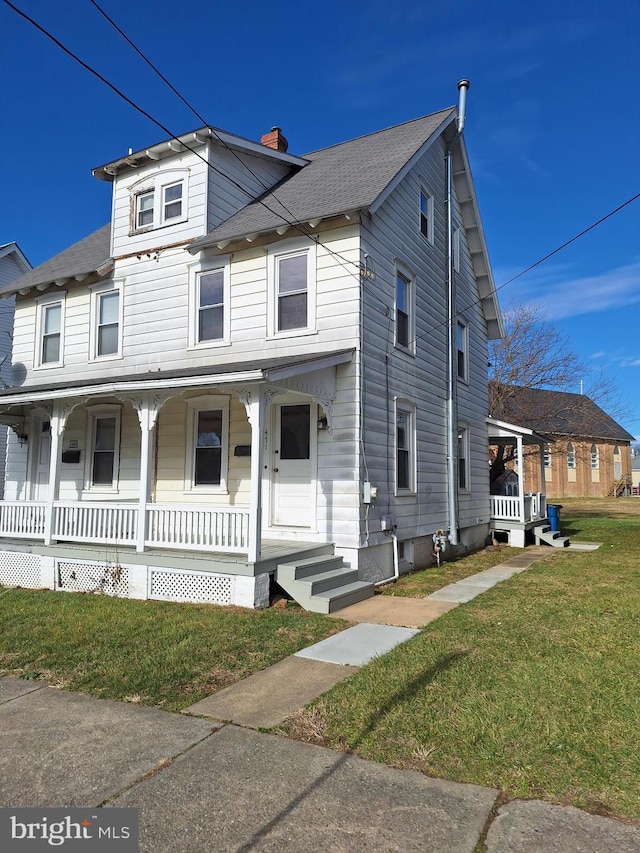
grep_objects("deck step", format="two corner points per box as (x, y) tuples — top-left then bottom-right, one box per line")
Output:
(276, 550), (374, 614)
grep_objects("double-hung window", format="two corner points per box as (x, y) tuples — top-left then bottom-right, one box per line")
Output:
(163, 182), (182, 221)
(85, 405), (121, 491)
(36, 294), (65, 367)
(189, 261), (229, 347)
(457, 320), (468, 381)
(395, 401), (416, 493)
(186, 396), (229, 492)
(591, 444), (599, 469)
(136, 191), (154, 228)
(268, 243), (316, 337)
(90, 282), (122, 360)
(394, 264), (415, 353)
(420, 188), (434, 243)
(458, 426), (469, 490)
(198, 270), (224, 342)
(567, 442), (576, 469)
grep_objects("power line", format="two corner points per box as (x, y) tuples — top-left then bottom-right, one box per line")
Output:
(3, 0), (364, 289)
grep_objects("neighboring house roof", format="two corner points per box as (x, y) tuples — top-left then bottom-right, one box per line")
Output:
(191, 109), (455, 248)
(0, 225), (111, 299)
(494, 386), (635, 443)
(0, 242), (31, 276)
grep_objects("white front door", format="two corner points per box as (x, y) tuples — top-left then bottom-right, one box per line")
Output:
(32, 419), (51, 500)
(271, 403), (314, 528)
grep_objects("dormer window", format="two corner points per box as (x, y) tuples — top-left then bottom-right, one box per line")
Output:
(136, 191), (154, 228)
(163, 183), (182, 220)
(130, 169), (188, 233)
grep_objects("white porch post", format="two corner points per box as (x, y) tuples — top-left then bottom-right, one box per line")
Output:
(126, 393), (168, 554)
(243, 387), (267, 565)
(43, 402), (64, 546)
(516, 434), (525, 523)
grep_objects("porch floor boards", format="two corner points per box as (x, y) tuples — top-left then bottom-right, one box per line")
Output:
(1, 538), (333, 578)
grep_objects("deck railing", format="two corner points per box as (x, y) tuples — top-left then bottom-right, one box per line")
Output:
(0, 501), (251, 555)
(490, 493), (546, 523)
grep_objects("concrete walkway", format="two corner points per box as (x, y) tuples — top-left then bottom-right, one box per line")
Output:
(184, 546), (557, 727)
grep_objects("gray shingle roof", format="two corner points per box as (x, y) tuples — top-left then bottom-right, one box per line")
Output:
(494, 386), (635, 443)
(192, 108), (455, 248)
(0, 224), (111, 298)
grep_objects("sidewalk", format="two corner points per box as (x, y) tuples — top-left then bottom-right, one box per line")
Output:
(3, 542), (636, 852)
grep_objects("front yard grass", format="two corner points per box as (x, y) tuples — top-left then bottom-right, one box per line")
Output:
(280, 498), (640, 820)
(0, 591), (342, 712)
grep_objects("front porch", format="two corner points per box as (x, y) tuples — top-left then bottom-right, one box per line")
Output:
(487, 417), (553, 547)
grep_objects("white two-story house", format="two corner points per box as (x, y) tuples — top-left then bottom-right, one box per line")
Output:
(0, 100), (503, 611)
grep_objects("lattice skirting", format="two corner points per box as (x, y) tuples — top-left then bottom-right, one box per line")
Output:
(0, 550), (269, 608)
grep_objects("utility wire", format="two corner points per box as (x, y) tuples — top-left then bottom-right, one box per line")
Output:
(3, 0), (363, 289)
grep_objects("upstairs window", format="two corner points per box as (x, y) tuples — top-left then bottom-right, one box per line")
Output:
(544, 444), (552, 468)
(90, 282), (123, 360)
(35, 294), (65, 368)
(130, 170), (188, 233)
(567, 442), (576, 469)
(198, 270), (224, 342)
(591, 444), (599, 469)
(457, 320), (468, 381)
(458, 426), (469, 490)
(277, 253), (307, 331)
(267, 243), (316, 337)
(396, 272), (410, 348)
(136, 191), (154, 228)
(420, 189), (434, 243)
(163, 182), (182, 221)
(395, 401), (416, 493)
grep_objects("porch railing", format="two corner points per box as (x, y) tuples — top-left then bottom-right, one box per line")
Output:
(146, 504), (250, 553)
(0, 500), (251, 556)
(0, 501), (46, 538)
(490, 493), (546, 524)
(53, 502), (138, 545)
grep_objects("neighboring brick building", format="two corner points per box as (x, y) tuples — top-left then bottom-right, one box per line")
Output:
(492, 387), (635, 499)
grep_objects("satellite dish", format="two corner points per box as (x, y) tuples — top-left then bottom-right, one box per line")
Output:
(9, 363), (27, 387)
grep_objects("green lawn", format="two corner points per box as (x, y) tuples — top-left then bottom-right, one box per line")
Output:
(0, 592), (342, 712)
(279, 499), (640, 820)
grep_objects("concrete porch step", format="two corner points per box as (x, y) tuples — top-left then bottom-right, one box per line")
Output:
(276, 552), (374, 614)
(534, 524), (570, 548)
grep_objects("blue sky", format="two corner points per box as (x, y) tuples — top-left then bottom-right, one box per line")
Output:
(2, 0), (639, 438)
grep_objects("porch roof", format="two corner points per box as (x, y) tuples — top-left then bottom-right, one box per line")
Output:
(0, 349), (354, 409)
(487, 417), (549, 447)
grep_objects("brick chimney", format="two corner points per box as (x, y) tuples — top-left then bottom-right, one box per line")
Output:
(260, 126), (288, 153)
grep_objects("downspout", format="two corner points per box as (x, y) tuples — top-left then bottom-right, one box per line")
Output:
(374, 532), (400, 587)
(445, 79), (469, 547)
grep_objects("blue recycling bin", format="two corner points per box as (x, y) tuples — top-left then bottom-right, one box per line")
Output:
(547, 504), (562, 532)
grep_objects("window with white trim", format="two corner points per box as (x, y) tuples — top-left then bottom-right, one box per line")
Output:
(567, 442), (576, 469)
(188, 261), (230, 348)
(395, 402), (416, 493)
(130, 170), (188, 233)
(267, 243), (316, 337)
(458, 426), (469, 490)
(419, 188), (434, 243)
(35, 293), (65, 367)
(457, 320), (468, 381)
(591, 444), (599, 469)
(90, 282), (123, 360)
(85, 405), (121, 491)
(185, 396), (230, 492)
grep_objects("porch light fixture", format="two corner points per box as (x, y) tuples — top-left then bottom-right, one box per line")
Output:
(317, 416), (328, 430)
(17, 433), (28, 447)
